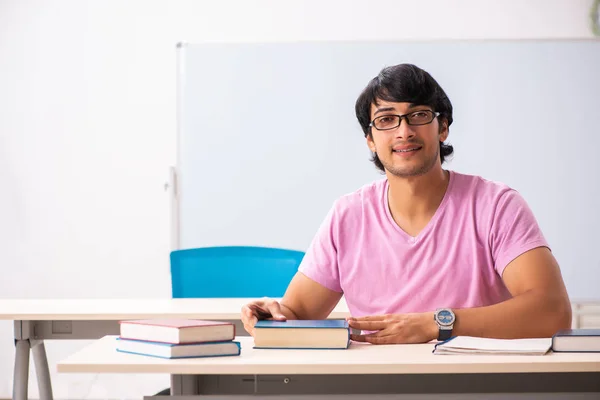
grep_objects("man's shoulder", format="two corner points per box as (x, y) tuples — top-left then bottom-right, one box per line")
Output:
(451, 170), (515, 200)
(448, 171), (530, 234)
(331, 177), (387, 214)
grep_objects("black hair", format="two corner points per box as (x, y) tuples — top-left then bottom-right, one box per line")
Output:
(354, 63), (454, 172)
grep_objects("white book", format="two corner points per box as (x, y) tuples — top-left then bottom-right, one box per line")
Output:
(119, 319), (235, 344)
(433, 336), (552, 355)
(552, 329), (600, 352)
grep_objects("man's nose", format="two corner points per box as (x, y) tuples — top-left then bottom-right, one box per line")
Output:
(394, 120), (416, 140)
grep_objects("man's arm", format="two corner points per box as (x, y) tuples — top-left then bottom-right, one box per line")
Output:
(452, 246), (572, 339)
(454, 188), (572, 339)
(241, 272), (342, 335)
(349, 188), (573, 344)
(279, 272), (343, 320)
(242, 201), (344, 335)
(348, 246), (572, 344)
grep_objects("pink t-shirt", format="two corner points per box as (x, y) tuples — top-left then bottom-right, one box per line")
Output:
(298, 170), (549, 317)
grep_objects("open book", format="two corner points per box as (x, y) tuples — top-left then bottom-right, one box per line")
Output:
(433, 336), (552, 355)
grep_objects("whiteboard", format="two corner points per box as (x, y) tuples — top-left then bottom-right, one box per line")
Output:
(176, 40), (600, 301)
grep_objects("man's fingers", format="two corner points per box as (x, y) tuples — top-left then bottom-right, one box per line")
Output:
(242, 312), (258, 336)
(347, 320), (387, 330)
(248, 304), (272, 318)
(242, 299), (286, 325)
(347, 314), (390, 322)
(350, 334), (367, 342)
(360, 335), (390, 344)
(243, 323), (255, 336)
(241, 305), (254, 318)
(350, 332), (393, 344)
(349, 329), (381, 342)
(266, 302), (287, 320)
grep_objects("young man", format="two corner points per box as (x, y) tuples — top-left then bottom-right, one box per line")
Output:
(241, 63), (572, 344)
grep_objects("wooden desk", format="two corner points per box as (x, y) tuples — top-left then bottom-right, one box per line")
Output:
(0, 297), (349, 320)
(57, 336), (600, 399)
(3, 298), (598, 400)
(0, 298), (348, 400)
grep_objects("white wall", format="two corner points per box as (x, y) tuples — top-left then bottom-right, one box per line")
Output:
(0, 0), (595, 398)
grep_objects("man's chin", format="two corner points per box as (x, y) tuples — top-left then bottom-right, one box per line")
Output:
(388, 169), (427, 178)
(384, 162), (434, 178)
(383, 153), (438, 178)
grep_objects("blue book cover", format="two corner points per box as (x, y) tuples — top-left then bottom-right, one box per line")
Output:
(254, 320), (350, 349)
(255, 319), (349, 329)
(553, 329), (600, 337)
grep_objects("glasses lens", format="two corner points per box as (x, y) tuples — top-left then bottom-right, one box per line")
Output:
(374, 115), (400, 130)
(407, 111), (434, 125)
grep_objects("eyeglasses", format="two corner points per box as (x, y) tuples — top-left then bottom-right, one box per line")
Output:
(369, 110), (440, 131)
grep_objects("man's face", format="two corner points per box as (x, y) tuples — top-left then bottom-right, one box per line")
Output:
(366, 100), (448, 178)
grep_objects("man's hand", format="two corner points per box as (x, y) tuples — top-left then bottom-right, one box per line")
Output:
(241, 298), (288, 337)
(347, 312), (438, 344)
(239, 272), (343, 336)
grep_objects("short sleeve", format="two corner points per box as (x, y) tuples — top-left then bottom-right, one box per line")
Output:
(297, 203), (343, 293)
(490, 189), (550, 277)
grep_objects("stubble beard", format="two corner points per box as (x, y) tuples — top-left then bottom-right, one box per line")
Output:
(383, 144), (440, 178)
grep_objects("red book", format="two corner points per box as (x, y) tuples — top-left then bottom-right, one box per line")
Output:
(119, 319), (235, 344)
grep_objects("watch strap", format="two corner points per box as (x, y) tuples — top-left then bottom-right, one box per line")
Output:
(438, 328), (452, 341)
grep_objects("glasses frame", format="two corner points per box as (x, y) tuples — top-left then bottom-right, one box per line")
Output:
(369, 110), (441, 131)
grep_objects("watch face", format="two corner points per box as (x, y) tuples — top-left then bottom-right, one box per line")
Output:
(436, 309), (455, 326)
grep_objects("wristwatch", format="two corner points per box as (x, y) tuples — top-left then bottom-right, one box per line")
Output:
(433, 308), (455, 341)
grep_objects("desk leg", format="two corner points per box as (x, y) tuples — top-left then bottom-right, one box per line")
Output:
(31, 340), (54, 400)
(13, 339), (30, 400)
(13, 321), (55, 400)
(170, 375), (197, 396)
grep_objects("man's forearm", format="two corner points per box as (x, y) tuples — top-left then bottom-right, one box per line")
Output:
(279, 303), (300, 320)
(451, 291), (572, 339)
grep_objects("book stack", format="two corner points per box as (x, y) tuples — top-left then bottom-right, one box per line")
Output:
(116, 319), (241, 359)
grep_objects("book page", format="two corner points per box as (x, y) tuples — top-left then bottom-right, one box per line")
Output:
(438, 336), (551, 352)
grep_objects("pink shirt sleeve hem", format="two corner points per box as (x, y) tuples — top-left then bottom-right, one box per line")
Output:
(298, 266), (343, 293)
(495, 239), (550, 277)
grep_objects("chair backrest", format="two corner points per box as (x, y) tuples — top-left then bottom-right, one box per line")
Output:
(170, 246), (305, 298)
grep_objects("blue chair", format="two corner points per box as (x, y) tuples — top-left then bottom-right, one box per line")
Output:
(157, 246), (305, 396)
(170, 246), (305, 298)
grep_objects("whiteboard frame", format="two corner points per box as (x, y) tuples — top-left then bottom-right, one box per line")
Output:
(170, 39), (600, 301)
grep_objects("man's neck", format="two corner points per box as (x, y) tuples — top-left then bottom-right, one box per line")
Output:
(387, 167), (450, 226)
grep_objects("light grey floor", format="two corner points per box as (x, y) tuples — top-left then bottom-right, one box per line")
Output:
(143, 395), (600, 400)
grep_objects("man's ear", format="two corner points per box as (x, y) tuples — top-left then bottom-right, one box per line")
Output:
(439, 120), (449, 142)
(366, 134), (376, 153)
